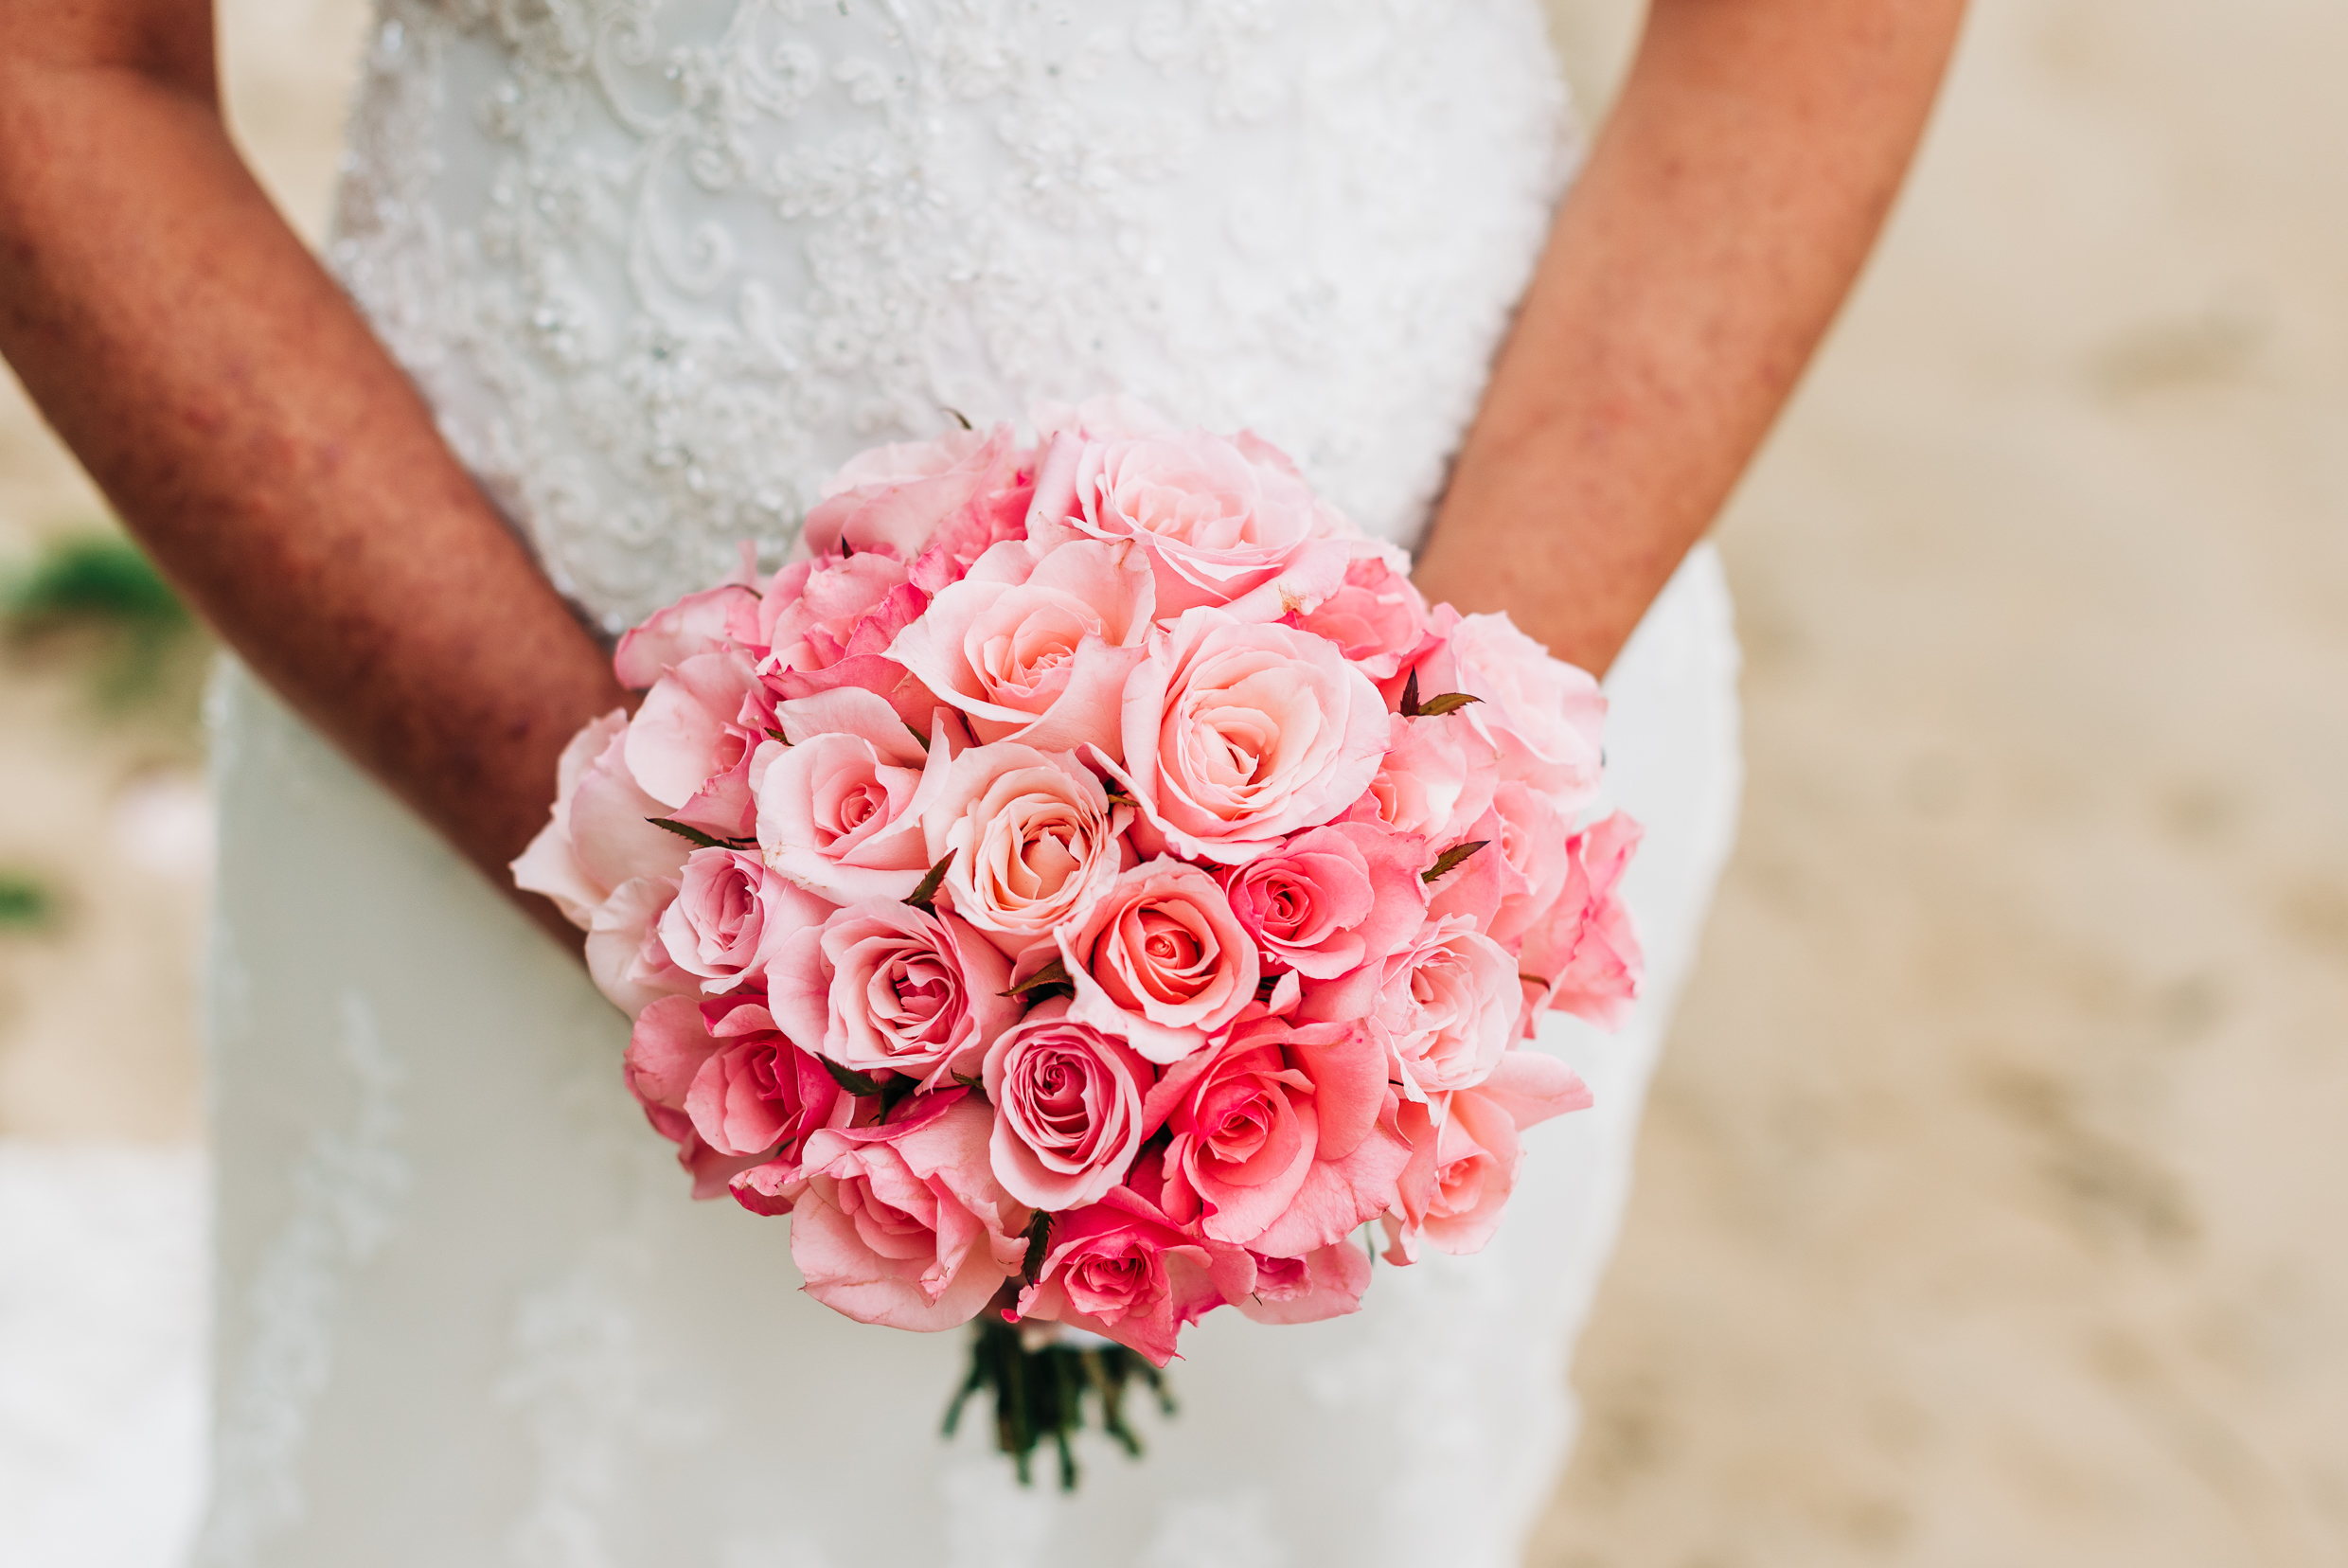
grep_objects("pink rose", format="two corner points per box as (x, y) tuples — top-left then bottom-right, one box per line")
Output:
(757, 550), (926, 674)
(1308, 914), (1520, 1100)
(800, 423), (1033, 582)
(767, 900), (1017, 1089)
(1023, 411), (1342, 616)
(584, 876), (696, 1018)
(756, 692), (952, 903)
(1059, 859), (1259, 1063)
(1384, 1049), (1592, 1262)
(1015, 1185), (1253, 1367)
(625, 649), (772, 841)
(1141, 1012), (1396, 1252)
(1282, 550), (1432, 680)
(1114, 608), (1390, 864)
(1218, 821), (1425, 981)
(512, 711), (691, 927)
(1519, 811), (1645, 1031)
(1232, 1240), (1373, 1325)
(613, 581), (762, 689)
(1343, 710), (1498, 848)
(1414, 611), (1607, 811)
(655, 847), (832, 994)
(788, 1092), (1031, 1331)
(922, 742), (1131, 956)
(981, 997), (1155, 1210)
(1483, 783), (1573, 949)
(622, 995), (806, 1199)
(887, 539), (1155, 757)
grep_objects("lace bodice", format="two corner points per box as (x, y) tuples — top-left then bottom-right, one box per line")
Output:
(330, 0), (1572, 630)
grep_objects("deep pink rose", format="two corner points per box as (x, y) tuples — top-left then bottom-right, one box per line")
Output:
(613, 581), (762, 688)
(1141, 1012), (1396, 1252)
(1232, 1240), (1373, 1325)
(1414, 611), (1608, 812)
(1114, 608), (1390, 864)
(922, 742), (1132, 956)
(512, 711), (690, 928)
(1283, 550), (1432, 680)
(788, 1092), (1031, 1331)
(800, 424), (1033, 582)
(888, 538), (1155, 757)
(757, 550), (926, 674)
(1059, 858), (1258, 1063)
(767, 900), (1017, 1089)
(1015, 1185), (1253, 1367)
(1218, 821), (1425, 980)
(623, 995), (804, 1199)
(981, 997), (1155, 1210)
(1383, 1049), (1592, 1262)
(656, 847), (831, 994)
(1308, 914), (1520, 1100)
(756, 692), (952, 903)
(1519, 811), (1645, 1031)
(1343, 710), (1498, 848)
(625, 649), (771, 840)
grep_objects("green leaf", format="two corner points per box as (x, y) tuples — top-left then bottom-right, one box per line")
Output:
(943, 405), (974, 431)
(1413, 691), (1482, 717)
(904, 721), (932, 752)
(817, 1057), (884, 1098)
(1519, 971), (1552, 989)
(1421, 839), (1490, 884)
(1020, 1209), (1054, 1286)
(876, 1072), (922, 1121)
(1398, 667), (1422, 717)
(764, 726), (788, 743)
(952, 1071), (987, 1094)
(1102, 785), (1139, 807)
(903, 849), (955, 912)
(1000, 954), (1075, 1000)
(645, 816), (754, 851)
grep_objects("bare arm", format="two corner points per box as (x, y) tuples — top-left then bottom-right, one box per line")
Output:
(0, 0), (624, 945)
(1413, 0), (1966, 676)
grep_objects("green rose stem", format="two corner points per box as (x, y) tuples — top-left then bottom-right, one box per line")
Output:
(943, 1308), (1174, 1490)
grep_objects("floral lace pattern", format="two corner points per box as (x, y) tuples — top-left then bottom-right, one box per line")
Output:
(330, 0), (1573, 629)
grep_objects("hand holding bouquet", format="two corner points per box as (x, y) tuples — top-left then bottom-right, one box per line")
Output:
(516, 399), (1644, 1483)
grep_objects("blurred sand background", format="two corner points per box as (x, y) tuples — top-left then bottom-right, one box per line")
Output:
(1, 1), (2343, 1562)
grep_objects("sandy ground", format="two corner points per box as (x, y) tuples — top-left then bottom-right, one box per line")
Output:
(1, 2), (2343, 1563)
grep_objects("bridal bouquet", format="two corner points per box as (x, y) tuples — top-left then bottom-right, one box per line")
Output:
(515, 400), (1643, 1484)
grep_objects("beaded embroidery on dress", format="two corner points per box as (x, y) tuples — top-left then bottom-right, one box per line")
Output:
(200, 4), (1744, 1564)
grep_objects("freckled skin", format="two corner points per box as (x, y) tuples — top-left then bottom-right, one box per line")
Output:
(0, 0), (1961, 955)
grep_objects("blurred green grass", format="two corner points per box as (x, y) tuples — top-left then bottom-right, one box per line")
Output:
(2, 530), (210, 722)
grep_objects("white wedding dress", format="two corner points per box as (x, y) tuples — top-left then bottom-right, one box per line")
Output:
(198, 4), (1741, 1564)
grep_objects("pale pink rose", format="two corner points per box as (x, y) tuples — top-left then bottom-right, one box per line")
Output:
(801, 424), (1033, 583)
(888, 539), (1155, 756)
(1114, 608), (1390, 864)
(613, 582), (762, 688)
(789, 1092), (1031, 1332)
(1059, 859), (1258, 1063)
(512, 711), (690, 927)
(1232, 1240), (1373, 1325)
(1343, 710), (1499, 848)
(1283, 550), (1432, 680)
(1307, 914), (1520, 1100)
(921, 743), (1131, 955)
(655, 847), (832, 995)
(981, 997), (1155, 1210)
(585, 876), (698, 1018)
(1519, 811), (1645, 1031)
(756, 700), (952, 904)
(1483, 782), (1573, 949)
(1141, 1012), (1398, 1252)
(766, 900), (1017, 1089)
(1415, 611), (1608, 811)
(1218, 821), (1426, 980)
(622, 995), (796, 1199)
(1041, 421), (1341, 616)
(1383, 1049), (1592, 1261)
(1015, 1185), (1253, 1367)
(625, 649), (771, 841)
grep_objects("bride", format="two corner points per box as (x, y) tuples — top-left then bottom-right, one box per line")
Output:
(0, 1), (1960, 1562)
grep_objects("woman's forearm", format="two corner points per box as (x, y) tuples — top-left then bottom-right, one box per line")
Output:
(0, 5), (623, 944)
(1414, 0), (1966, 676)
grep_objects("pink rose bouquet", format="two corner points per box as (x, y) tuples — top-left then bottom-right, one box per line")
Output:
(517, 401), (1644, 1487)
